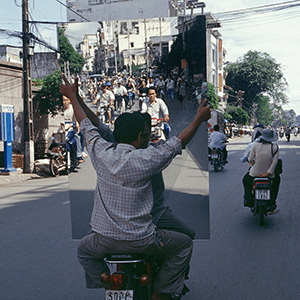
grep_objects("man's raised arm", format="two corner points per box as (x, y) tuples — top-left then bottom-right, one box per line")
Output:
(178, 99), (211, 148)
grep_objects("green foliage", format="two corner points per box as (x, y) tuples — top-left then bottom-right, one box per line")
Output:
(207, 82), (219, 109)
(58, 27), (85, 74)
(226, 50), (288, 112)
(255, 95), (274, 126)
(226, 106), (249, 125)
(34, 70), (63, 116)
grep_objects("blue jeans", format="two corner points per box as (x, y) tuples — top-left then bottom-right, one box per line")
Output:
(168, 89), (174, 100)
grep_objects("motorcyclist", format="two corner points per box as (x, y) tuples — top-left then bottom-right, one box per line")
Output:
(242, 128), (280, 213)
(286, 126), (291, 142)
(137, 79), (149, 110)
(156, 76), (165, 99)
(114, 80), (128, 110)
(61, 95), (83, 168)
(208, 125), (228, 163)
(93, 83), (114, 125)
(141, 86), (170, 122)
(59, 74), (211, 300)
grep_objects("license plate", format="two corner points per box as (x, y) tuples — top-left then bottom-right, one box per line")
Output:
(105, 290), (133, 300)
(255, 189), (270, 200)
(211, 154), (218, 159)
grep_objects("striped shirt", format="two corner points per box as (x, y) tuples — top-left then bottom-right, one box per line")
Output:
(81, 118), (182, 241)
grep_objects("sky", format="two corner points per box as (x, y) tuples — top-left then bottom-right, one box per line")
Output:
(1, 0), (300, 115)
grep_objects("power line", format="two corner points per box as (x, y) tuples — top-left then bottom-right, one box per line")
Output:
(55, 0), (90, 22)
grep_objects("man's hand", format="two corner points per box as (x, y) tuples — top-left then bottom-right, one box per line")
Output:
(196, 98), (211, 123)
(178, 98), (211, 148)
(59, 73), (76, 99)
(164, 115), (170, 122)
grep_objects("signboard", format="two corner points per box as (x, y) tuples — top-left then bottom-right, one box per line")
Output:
(67, 0), (170, 22)
(0, 105), (15, 142)
(181, 59), (187, 69)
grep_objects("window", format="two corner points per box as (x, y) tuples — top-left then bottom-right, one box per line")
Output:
(130, 42), (134, 48)
(120, 22), (127, 34)
(132, 55), (135, 60)
(212, 49), (215, 62)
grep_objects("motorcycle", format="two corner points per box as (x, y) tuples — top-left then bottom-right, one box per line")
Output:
(157, 87), (165, 100)
(115, 95), (126, 115)
(139, 93), (147, 111)
(97, 102), (110, 124)
(279, 131), (284, 138)
(48, 132), (71, 177)
(100, 253), (161, 300)
(251, 178), (272, 226)
(286, 132), (291, 142)
(100, 253), (189, 300)
(150, 118), (171, 143)
(209, 142), (228, 172)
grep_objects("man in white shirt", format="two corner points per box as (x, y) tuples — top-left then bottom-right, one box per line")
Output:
(209, 125), (228, 162)
(141, 87), (170, 122)
(165, 76), (175, 101)
(93, 83), (115, 125)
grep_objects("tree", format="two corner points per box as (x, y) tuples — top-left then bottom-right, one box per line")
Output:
(255, 95), (274, 126)
(58, 27), (85, 74)
(207, 82), (219, 109)
(226, 106), (249, 125)
(34, 70), (63, 117)
(225, 50), (288, 114)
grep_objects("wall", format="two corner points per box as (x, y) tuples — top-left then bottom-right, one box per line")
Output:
(0, 60), (23, 152)
(31, 52), (60, 79)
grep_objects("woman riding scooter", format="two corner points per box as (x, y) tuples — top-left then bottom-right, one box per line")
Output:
(242, 128), (280, 213)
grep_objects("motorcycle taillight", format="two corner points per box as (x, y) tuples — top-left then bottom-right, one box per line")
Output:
(139, 274), (150, 286)
(110, 272), (125, 290)
(100, 272), (110, 284)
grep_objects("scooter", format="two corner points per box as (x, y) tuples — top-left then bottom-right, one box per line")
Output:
(150, 118), (171, 143)
(115, 95), (126, 115)
(251, 178), (272, 226)
(209, 142), (228, 172)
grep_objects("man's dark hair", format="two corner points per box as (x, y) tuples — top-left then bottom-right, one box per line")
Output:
(113, 112), (146, 143)
(148, 86), (157, 95)
(214, 125), (219, 131)
(140, 112), (151, 128)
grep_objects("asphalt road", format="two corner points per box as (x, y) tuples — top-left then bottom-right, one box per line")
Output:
(194, 134), (300, 299)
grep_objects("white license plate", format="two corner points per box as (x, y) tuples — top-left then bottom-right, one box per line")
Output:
(105, 290), (133, 300)
(211, 154), (218, 159)
(255, 189), (270, 200)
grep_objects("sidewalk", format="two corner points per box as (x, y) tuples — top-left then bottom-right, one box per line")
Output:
(0, 168), (50, 187)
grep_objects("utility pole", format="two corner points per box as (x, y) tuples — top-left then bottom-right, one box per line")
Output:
(127, 30), (132, 76)
(144, 19), (149, 76)
(159, 18), (162, 60)
(22, 0), (34, 173)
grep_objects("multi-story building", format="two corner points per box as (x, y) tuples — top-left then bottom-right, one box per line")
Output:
(177, 12), (228, 111)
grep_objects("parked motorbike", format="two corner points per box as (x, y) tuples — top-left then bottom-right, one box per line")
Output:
(150, 118), (171, 143)
(251, 178), (272, 226)
(48, 132), (70, 177)
(279, 131), (284, 138)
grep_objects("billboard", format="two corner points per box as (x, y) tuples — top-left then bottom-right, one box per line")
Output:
(67, 0), (171, 22)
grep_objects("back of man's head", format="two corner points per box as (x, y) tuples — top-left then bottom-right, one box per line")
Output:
(214, 125), (219, 131)
(113, 112), (145, 143)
